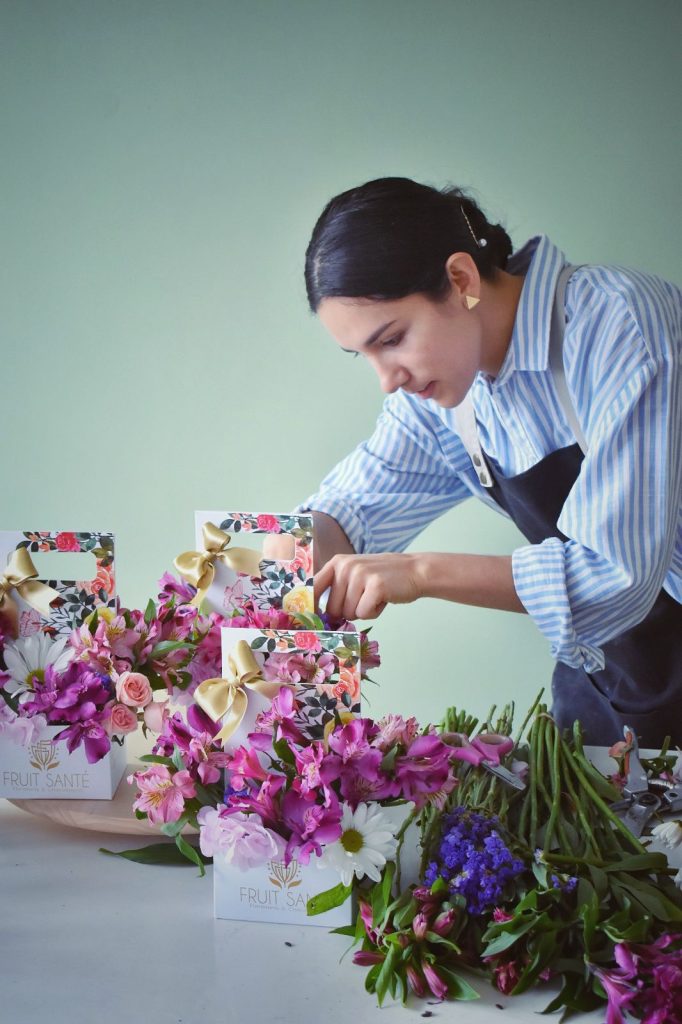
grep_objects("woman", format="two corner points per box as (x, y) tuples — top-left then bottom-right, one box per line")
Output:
(297, 176), (682, 747)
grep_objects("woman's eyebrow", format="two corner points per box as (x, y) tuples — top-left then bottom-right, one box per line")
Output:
(341, 320), (397, 354)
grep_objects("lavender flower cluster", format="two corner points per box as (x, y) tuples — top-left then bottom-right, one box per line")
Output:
(424, 807), (525, 916)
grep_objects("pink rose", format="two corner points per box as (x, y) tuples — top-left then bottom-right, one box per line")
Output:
(55, 532), (80, 552)
(295, 631), (322, 653)
(116, 671), (153, 708)
(256, 514), (281, 533)
(143, 699), (169, 733)
(290, 544), (313, 576)
(333, 665), (361, 701)
(109, 702), (138, 734)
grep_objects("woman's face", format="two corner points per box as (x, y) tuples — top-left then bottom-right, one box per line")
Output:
(318, 288), (483, 409)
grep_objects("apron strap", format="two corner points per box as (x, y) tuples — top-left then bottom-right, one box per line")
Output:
(453, 392), (495, 488)
(549, 263), (588, 454)
(454, 262), (588, 483)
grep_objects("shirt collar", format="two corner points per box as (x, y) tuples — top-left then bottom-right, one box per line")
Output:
(489, 234), (567, 388)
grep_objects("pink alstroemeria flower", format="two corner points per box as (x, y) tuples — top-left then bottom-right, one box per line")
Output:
(129, 764), (196, 825)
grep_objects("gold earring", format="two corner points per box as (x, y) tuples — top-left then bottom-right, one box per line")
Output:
(465, 295), (480, 310)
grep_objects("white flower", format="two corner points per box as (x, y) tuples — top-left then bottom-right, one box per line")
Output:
(3, 634), (74, 693)
(317, 802), (399, 887)
(651, 819), (682, 849)
(675, 868), (682, 891)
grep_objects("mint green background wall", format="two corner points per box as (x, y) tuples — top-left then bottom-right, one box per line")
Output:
(2, 0), (680, 729)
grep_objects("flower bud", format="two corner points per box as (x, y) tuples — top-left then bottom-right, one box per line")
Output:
(352, 951), (384, 966)
(422, 961), (448, 1001)
(432, 908), (457, 937)
(405, 963), (427, 998)
(412, 912), (429, 940)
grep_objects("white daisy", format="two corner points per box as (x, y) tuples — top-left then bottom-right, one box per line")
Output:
(651, 819), (682, 850)
(3, 633), (74, 694)
(317, 802), (399, 886)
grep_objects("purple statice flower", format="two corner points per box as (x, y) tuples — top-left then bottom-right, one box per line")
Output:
(550, 873), (578, 894)
(424, 807), (525, 916)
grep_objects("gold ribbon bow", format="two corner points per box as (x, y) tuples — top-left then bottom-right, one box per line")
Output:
(0, 547), (60, 636)
(194, 639), (284, 746)
(174, 521), (264, 607)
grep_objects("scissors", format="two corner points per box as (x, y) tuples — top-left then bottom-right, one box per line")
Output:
(610, 726), (682, 837)
(448, 732), (526, 790)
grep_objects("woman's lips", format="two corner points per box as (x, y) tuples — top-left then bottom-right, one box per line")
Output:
(415, 381), (435, 400)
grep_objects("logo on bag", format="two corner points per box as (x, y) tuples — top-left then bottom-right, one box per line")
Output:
(29, 740), (60, 771)
(268, 860), (302, 890)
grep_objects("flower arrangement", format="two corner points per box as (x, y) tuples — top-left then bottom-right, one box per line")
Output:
(126, 671), (682, 1022)
(0, 572), (233, 762)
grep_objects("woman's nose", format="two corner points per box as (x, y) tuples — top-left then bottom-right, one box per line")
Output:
(378, 363), (408, 394)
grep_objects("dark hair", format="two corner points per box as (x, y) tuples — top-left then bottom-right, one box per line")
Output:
(305, 176), (513, 312)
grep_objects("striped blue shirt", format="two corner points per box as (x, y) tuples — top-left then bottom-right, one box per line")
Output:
(300, 235), (682, 673)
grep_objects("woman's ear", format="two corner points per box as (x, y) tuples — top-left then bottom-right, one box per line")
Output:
(445, 252), (480, 304)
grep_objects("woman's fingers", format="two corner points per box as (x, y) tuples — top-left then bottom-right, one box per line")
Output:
(314, 553), (419, 621)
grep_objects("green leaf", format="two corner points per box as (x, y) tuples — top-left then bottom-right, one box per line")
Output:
(138, 754), (173, 766)
(483, 914), (548, 957)
(393, 896), (418, 931)
(603, 853), (670, 874)
(438, 966), (480, 1001)
(375, 943), (400, 1006)
(364, 963), (380, 994)
(171, 748), (188, 772)
(148, 639), (191, 660)
(292, 611), (325, 631)
(273, 737), (296, 766)
(307, 882), (353, 916)
(99, 842), (209, 867)
(424, 931), (461, 952)
(175, 833), (207, 876)
(374, 861), (396, 930)
(87, 609), (99, 635)
(613, 877), (682, 922)
(160, 814), (189, 838)
(144, 598), (157, 624)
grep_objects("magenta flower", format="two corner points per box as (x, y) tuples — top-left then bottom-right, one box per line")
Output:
(373, 714), (419, 751)
(293, 741), (327, 798)
(253, 685), (305, 744)
(281, 788), (342, 864)
(228, 745), (269, 789)
(129, 764), (197, 824)
(56, 717), (111, 763)
(327, 718), (378, 763)
(157, 571), (197, 607)
(394, 733), (455, 808)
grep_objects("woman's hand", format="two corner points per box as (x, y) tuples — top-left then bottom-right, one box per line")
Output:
(314, 550), (525, 621)
(314, 552), (424, 621)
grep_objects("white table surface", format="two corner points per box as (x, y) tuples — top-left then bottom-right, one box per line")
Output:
(0, 800), (609, 1024)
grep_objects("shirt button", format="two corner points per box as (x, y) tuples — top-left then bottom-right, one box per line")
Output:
(479, 472), (489, 486)
(473, 454), (481, 466)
